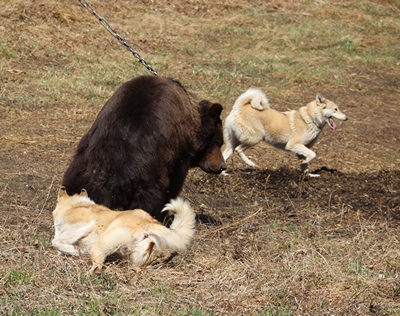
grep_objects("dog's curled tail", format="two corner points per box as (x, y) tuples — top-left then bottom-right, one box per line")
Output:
(232, 87), (270, 112)
(150, 198), (196, 252)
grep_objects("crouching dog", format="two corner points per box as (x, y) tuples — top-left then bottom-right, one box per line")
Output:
(51, 187), (196, 273)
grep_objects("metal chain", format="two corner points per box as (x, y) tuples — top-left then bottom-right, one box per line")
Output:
(78, 0), (159, 76)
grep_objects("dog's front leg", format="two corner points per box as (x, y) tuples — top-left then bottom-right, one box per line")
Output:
(287, 144), (317, 174)
(52, 225), (89, 256)
(300, 161), (309, 174)
(52, 238), (80, 256)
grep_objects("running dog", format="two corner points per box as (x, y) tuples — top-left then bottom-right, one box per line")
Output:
(52, 187), (196, 273)
(223, 88), (347, 175)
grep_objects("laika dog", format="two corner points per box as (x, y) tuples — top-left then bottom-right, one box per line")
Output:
(223, 88), (347, 175)
(52, 187), (196, 273)
(62, 75), (225, 221)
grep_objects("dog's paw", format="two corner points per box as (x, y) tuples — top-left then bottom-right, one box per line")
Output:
(88, 264), (103, 275)
(245, 161), (257, 168)
(306, 172), (320, 178)
(220, 170), (229, 176)
(131, 266), (143, 273)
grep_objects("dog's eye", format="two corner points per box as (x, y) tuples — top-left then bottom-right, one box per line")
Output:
(335, 108), (338, 111)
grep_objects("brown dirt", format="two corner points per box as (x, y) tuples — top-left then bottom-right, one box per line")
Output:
(1, 0), (399, 315)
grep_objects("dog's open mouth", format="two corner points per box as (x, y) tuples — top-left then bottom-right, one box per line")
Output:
(327, 117), (337, 132)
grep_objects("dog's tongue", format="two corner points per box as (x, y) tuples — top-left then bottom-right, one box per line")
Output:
(329, 118), (337, 132)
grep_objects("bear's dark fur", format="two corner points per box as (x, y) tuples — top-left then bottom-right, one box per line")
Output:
(62, 75), (225, 221)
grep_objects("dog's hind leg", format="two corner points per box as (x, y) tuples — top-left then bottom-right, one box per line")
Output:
(236, 144), (257, 167)
(88, 227), (154, 273)
(222, 145), (234, 162)
(223, 131), (240, 162)
(222, 131), (240, 175)
(89, 247), (107, 274)
(89, 227), (130, 273)
(128, 236), (155, 267)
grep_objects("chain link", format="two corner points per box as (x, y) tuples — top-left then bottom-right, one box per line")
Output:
(78, 0), (158, 76)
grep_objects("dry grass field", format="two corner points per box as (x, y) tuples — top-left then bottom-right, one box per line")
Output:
(1, 0), (400, 315)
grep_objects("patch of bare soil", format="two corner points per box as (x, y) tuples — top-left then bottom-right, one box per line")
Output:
(189, 167), (400, 224)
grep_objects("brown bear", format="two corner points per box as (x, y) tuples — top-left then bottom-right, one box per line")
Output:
(62, 75), (225, 221)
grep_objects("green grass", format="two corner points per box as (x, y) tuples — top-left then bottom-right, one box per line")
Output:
(0, 41), (16, 58)
(6, 269), (36, 287)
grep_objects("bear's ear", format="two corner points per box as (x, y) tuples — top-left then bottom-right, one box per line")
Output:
(208, 103), (223, 119)
(199, 100), (223, 119)
(58, 186), (68, 198)
(80, 188), (88, 197)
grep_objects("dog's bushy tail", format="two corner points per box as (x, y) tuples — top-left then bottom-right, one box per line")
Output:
(232, 87), (270, 112)
(148, 198), (196, 253)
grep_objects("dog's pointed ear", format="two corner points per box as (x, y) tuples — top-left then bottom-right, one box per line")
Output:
(58, 186), (68, 198)
(316, 93), (326, 108)
(80, 188), (88, 197)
